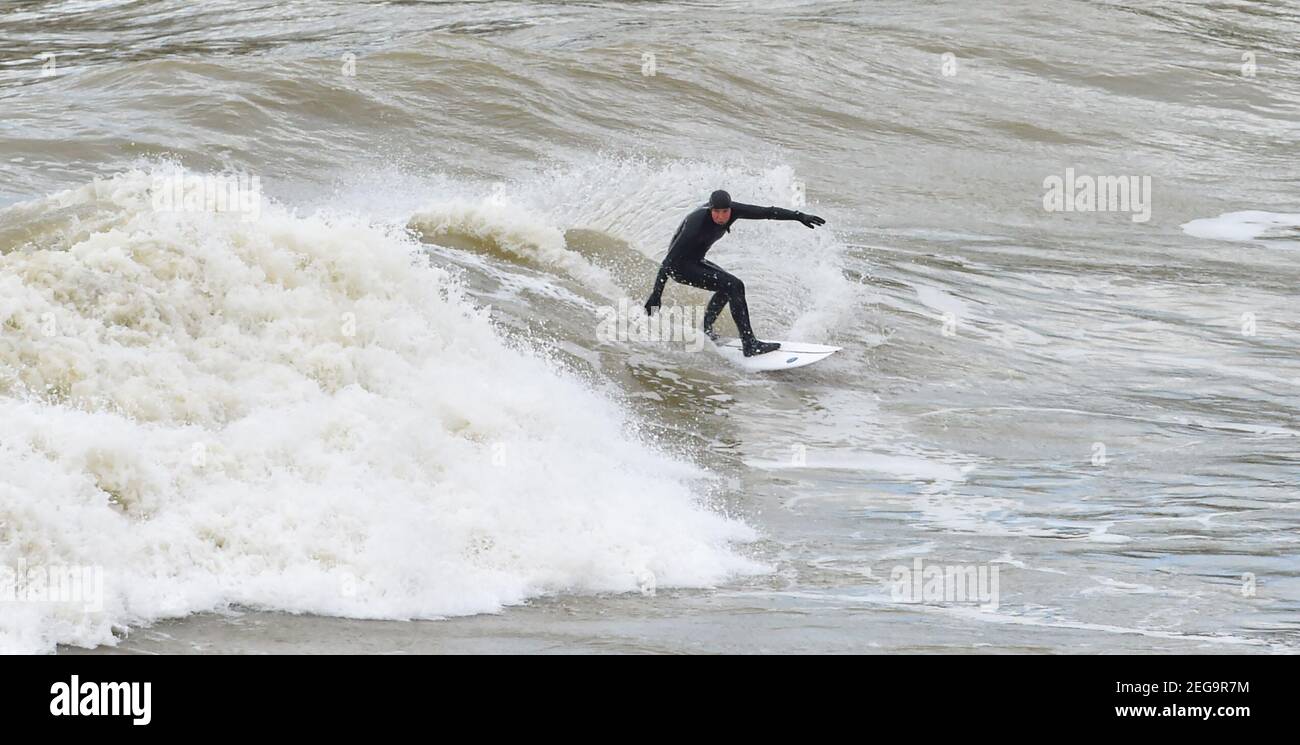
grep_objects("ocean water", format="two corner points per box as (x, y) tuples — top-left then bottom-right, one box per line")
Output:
(1, 0), (1297, 654)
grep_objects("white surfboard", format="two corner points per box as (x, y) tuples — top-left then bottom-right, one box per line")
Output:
(713, 338), (841, 372)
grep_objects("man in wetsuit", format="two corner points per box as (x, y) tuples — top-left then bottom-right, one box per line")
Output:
(643, 189), (826, 356)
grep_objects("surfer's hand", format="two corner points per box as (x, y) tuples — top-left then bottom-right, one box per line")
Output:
(644, 295), (661, 316)
(797, 212), (826, 229)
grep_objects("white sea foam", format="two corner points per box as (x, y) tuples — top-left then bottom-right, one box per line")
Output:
(0, 168), (765, 653)
(1181, 210), (1300, 243)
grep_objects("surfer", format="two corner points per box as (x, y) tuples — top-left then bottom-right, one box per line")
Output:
(643, 190), (826, 356)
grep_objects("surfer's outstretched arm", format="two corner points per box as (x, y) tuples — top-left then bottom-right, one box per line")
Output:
(644, 264), (670, 315)
(730, 202), (826, 229)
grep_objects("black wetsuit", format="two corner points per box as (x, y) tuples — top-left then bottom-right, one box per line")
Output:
(647, 202), (809, 349)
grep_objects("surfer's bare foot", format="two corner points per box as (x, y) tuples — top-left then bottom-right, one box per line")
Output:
(743, 340), (780, 357)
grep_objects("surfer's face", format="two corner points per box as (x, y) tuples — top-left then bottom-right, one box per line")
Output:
(710, 207), (731, 225)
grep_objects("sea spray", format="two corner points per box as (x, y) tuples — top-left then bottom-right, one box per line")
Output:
(0, 168), (765, 654)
